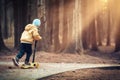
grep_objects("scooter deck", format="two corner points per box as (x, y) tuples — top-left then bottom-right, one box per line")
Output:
(20, 62), (40, 69)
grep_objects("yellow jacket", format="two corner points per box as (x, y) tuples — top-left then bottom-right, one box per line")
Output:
(20, 24), (42, 44)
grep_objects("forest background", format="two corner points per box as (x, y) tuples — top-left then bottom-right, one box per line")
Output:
(0, 0), (120, 54)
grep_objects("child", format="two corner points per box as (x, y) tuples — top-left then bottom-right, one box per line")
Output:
(12, 19), (42, 66)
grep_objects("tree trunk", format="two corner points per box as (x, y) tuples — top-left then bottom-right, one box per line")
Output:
(106, 9), (111, 46)
(90, 20), (98, 51)
(81, 0), (89, 50)
(60, 0), (69, 52)
(13, 0), (28, 48)
(60, 0), (76, 52)
(3, 0), (8, 39)
(52, 0), (60, 52)
(96, 13), (103, 46)
(0, 23), (8, 51)
(74, 0), (83, 53)
(44, 0), (54, 51)
(90, 0), (98, 51)
(0, 0), (9, 51)
(114, 20), (120, 52)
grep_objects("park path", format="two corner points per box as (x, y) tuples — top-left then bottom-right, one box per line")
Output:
(0, 62), (120, 80)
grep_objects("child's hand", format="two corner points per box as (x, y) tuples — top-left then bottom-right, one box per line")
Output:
(40, 37), (42, 39)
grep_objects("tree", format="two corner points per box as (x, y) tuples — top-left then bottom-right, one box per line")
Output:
(96, 13), (103, 46)
(81, 0), (89, 50)
(13, 0), (28, 48)
(41, 0), (54, 51)
(106, 9), (111, 46)
(0, 24), (7, 51)
(61, 0), (69, 52)
(52, 0), (60, 52)
(0, 19), (8, 51)
(90, 19), (98, 51)
(90, 0), (98, 51)
(73, 0), (83, 53)
(114, 20), (120, 52)
(3, 0), (8, 39)
(0, 0), (9, 51)
(60, 0), (76, 52)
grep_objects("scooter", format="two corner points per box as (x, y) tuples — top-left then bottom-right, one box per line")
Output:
(20, 41), (39, 69)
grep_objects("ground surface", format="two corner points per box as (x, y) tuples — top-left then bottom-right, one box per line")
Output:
(0, 46), (120, 80)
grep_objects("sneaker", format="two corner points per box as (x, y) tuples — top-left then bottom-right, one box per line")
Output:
(24, 61), (30, 65)
(12, 58), (19, 66)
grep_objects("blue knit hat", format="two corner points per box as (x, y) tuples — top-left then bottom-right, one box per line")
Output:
(32, 19), (41, 27)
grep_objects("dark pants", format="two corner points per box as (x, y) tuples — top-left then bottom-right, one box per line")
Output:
(16, 43), (32, 63)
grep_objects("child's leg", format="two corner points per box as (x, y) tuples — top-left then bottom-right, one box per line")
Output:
(25, 44), (32, 64)
(13, 43), (25, 66)
(16, 43), (25, 59)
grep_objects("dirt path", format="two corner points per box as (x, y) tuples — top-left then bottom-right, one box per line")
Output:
(41, 68), (120, 80)
(0, 62), (120, 80)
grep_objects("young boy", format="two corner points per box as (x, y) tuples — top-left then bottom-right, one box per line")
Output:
(12, 19), (42, 66)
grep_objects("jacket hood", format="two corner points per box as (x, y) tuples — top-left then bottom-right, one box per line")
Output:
(25, 24), (35, 31)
